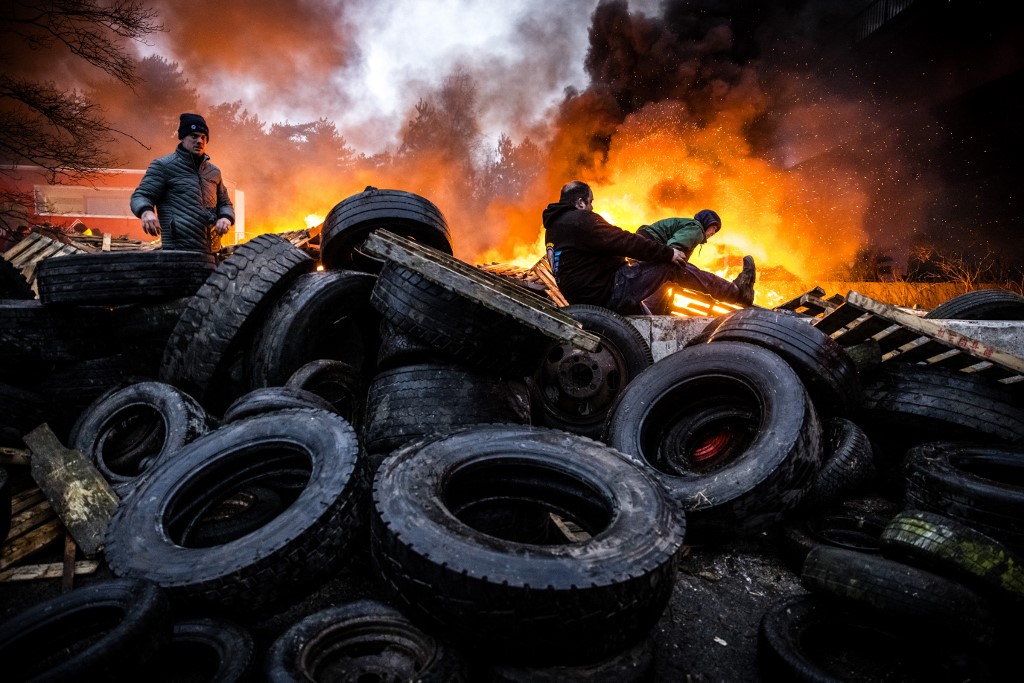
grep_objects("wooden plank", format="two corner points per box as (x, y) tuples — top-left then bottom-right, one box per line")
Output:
(812, 303), (866, 335)
(11, 488), (46, 515)
(7, 500), (54, 538)
(889, 338), (949, 364)
(62, 533), (77, 592)
(0, 560), (99, 582)
(101, 232), (112, 252)
(847, 291), (1024, 374)
(874, 327), (924, 354)
(832, 316), (897, 345)
(24, 424), (119, 557)
(0, 519), (62, 570)
(363, 231), (601, 351)
(0, 446), (30, 467)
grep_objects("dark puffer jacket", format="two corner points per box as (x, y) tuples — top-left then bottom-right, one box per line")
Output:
(543, 201), (674, 305)
(130, 145), (235, 252)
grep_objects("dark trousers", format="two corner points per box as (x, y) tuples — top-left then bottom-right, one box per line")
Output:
(605, 259), (740, 315)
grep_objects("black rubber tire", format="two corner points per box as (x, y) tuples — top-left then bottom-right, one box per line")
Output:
(375, 318), (447, 370)
(244, 269), (381, 389)
(605, 341), (823, 542)
(35, 250), (216, 305)
(37, 354), (159, 444)
(160, 234), (314, 409)
(370, 424), (686, 667)
(104, 408), (367, 612)
(529, 304), (653, 439)
(924, 288), (1024, 320)
(699, 307), (863, 416)
(0, 256), (33, 299)
(0, 578), (172, 683)
(777, 498), (894, 575)
(758, 594), (986, 683)
(0, 299), (114, 365)
(801, 545), (990, 631)
(320, 187), (453, 272)
(362, 362), (531, 458)
(371, 261), (549, 376)
(880, 509), (1024, 604)
(0, 381), (46, 447)
(181, 486), (286, 548)
(858, 363), (1024, 463)
(903, 441), (1024, 554)
(265, 599), (470, 683)
(70, 380), (210, 497)
(284, 359), (366, 431)
(221, 386), (339, 422)
(484, 637), (654, 683)
(110, 297), (191, 343)
(798, 417), (877, 512)
(139, 616), (255, 683)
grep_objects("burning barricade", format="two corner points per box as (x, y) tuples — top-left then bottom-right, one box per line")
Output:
(1, 187), (1023, 681)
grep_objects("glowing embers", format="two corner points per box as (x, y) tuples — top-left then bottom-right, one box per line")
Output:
(669, 287), (743, 318)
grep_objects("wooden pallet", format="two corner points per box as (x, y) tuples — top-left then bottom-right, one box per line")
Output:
(813, 291), (1024, 384)
(776, 286), (846, 318)
(362, 230), (600, 351)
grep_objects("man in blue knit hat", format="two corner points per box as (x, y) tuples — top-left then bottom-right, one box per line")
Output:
(131, 113), (235, 252)
(637, 209), (756, 305)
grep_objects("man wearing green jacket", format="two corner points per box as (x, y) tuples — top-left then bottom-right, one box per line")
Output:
(637, 209), (756, 305)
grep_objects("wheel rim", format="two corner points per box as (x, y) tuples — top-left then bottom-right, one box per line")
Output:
(535, 341), (626, 427)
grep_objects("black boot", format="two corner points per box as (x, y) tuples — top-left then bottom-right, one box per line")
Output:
(732, 256), (756, 305)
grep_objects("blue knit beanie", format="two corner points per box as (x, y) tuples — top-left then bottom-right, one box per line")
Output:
(178, 113), (210, 140)
(694, 209), (721, 231)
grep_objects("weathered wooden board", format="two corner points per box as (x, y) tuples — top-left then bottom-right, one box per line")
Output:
(362, 230), (601, 351)
(813, 291), (1024, 383)
(0, 560), (99, 582)
(23, 424), (119, 557)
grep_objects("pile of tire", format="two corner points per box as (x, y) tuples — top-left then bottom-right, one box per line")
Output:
(3, 195), (1024, 680)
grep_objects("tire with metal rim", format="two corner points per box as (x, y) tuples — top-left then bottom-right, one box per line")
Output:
(35, 250), (215, 305)
(104, 408), (366, 612)
(370, 424), (686, 667)
(70, 380), (210, 497)
(265, 599), (470, 683)
(0, 578), (172, 683)
(530, 304), (653, 439)
(605, 341), (823, 543)
(320, 187), (453, 272)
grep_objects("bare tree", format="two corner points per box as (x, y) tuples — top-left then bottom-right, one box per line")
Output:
(0, 1), (162, 230)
